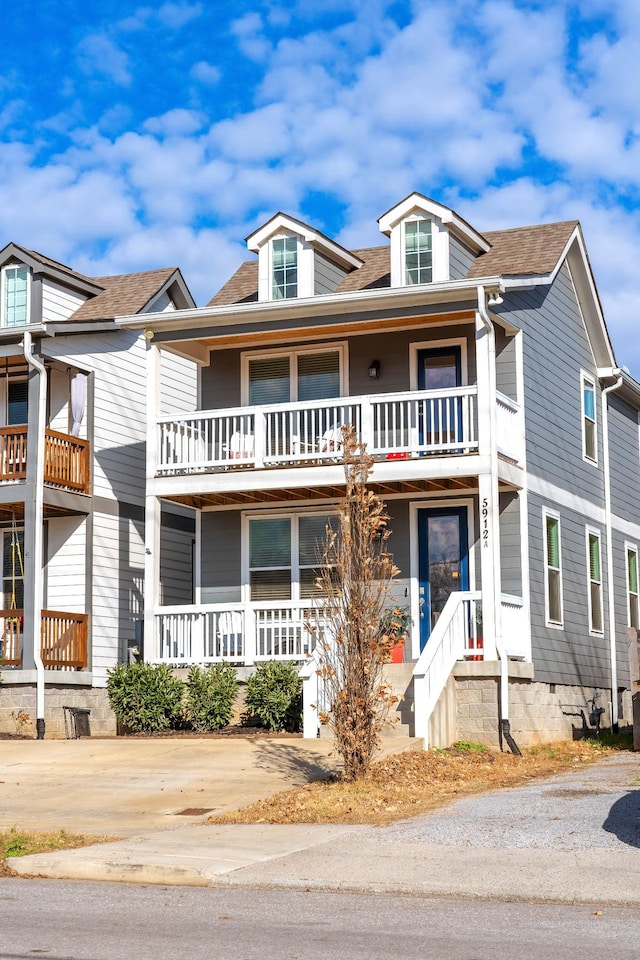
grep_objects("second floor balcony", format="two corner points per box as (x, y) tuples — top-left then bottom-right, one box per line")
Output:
(0, 427), (90, 495)
(156, 386), (523, 479)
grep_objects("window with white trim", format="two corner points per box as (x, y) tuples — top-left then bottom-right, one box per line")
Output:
(2, 265), (29, 327)
(626, 544), (639, 630)
(581, 374), (597, 462)
(404, 219), (433, 285)
(587, 528), (603, 634)
(543, 511), (563, 626)
(248, 513), (336, 602)
(271, 237), (298, 300)
(245, 346), (343, 405)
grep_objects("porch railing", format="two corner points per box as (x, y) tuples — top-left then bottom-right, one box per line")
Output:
(0, 610), (89, 669)
(413, 591), (527, 746)
(156, 386), (480, 476)
(153, 602), (323, 665)
(0, 427), (90, 494)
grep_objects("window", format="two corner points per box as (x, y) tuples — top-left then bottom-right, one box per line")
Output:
(587, 529), (603, 633)
(272, 237), (298, 300)
(7, 380), (28, 426)
(543, 511), (563, 626)
(247, 513), (334, 602)
(2, 529), (24, 608)
(582, 374), (597, 462)
(246, 346), (343, 405)
(627, 545), (639, 630)
(2, 266), (29, 327)
(404, 220), (432, 285)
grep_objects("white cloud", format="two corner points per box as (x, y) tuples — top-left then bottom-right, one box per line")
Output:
(190, 61), (221, 85)
(76, 34), (132, 86)
(230, 12), (272, 62)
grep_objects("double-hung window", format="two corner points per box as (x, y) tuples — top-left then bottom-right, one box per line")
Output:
(7, 380), (28, 426)
(2, 265), (29, 327)
(404, 219), (432, 285)
(248, 513), (335, 601)
(626, 544), (639, 630)
(247, 348), (342, 405)
(543, 510), (563, 626)
(581, 374), (597, 462)
(272, 237), (298, 300)
(587, 528), (603, 633)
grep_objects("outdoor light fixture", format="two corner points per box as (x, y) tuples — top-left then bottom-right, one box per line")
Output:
(369, 359), (380, 379)
(487, 290), (504, 306)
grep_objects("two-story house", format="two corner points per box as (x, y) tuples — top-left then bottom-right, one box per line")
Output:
(0, 244), (197, 738)
(120, 193), (640, 748)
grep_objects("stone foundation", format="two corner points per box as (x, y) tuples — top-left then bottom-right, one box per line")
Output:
(0, 684), (116, 739)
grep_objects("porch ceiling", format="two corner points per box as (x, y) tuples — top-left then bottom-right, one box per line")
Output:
(0, 502), (87, 522)
(163, 475), (484, 508)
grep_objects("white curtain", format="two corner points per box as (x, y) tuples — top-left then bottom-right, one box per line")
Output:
(70, 372), (87, 437)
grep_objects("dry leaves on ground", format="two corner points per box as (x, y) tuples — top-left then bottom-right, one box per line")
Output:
(210, 740), (619, 827)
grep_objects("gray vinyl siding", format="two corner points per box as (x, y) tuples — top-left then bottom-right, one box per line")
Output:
(314, 252), (349, 295)
(200, 511), (242, 603)
(500, 492), (522, 596)
(160, 523), (194, 605)
(198, 324), (478, 409)
(449, 235), (477, 281)
(528, 491), (611, 688)
(41, 279), (87, 324)
(608, 393), (640, 524)
(495, 327), (518, 402)
(611, 531), (633, 689)
(503, 263), (604, 505)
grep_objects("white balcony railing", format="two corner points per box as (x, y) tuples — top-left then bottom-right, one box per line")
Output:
(156, 386), (482, 476)
(152, 601), (326, 665)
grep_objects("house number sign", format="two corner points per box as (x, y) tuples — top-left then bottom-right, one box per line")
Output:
(482, 497), (489, 548)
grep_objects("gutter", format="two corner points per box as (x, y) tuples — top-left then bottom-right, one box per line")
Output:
(602, 370), (624, 732)
(22, 331), (47, 739)
(476, 285), (521, 755)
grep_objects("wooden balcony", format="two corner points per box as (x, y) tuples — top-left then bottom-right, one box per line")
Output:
(0, 610), (89, 669)
(0, 427), (90, 494)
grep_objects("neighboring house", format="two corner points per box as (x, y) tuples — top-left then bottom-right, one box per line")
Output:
(119, 192), (640, 748)
(0, 244), (197, 737)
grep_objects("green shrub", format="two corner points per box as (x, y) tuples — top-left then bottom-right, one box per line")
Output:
(244, 661), (302, 732)
(184, 664), (239, 732)
(107, 662), (184, 733)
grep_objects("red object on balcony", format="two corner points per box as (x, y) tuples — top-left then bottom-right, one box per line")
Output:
(386, 451), (410, 460)
(468, 635), (484, 661)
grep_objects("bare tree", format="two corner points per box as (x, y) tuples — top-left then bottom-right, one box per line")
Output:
(312, 426), (400, 780)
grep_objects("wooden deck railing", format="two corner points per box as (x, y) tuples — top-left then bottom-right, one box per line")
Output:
(0, 427), (90, 493)
(0, 610), (89, 669)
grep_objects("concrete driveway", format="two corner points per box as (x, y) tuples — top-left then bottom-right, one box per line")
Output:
(0, 736), (352, 836)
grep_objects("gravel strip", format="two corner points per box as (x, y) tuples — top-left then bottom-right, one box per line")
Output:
(367, 754), (640, 851)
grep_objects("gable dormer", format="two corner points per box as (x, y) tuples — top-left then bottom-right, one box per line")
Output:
(246, 213), (363, 302)
(378, 193), (490, 288)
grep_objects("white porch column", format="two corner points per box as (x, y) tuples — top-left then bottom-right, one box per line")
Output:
(143, 337), (161, 661)
(475, 309), (502, 661)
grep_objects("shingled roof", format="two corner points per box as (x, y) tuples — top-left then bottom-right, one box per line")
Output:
(71, 268), (179, 322)
(207, 220), (580, 306)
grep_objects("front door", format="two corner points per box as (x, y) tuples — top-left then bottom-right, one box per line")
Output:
(418, 506), (469, 651)
(416, 347), (462, 451)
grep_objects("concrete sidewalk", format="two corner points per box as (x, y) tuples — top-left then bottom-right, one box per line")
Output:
(3, 739), (640, 905)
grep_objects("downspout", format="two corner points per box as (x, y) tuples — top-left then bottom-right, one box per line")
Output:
(602, 371), (623, 732)
(477, 286), (521, 755)
(22, 331), (46, 739)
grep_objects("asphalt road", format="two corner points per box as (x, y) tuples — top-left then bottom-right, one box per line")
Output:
(1, 880), (640, 960)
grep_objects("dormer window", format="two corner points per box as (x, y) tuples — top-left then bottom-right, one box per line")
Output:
(405, 220), (433, 285)
(2, 265), (29, 327)
(272, 237), (298, 300)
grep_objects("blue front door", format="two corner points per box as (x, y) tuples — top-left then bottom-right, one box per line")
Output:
(418, 506), (469, 651)
(417, 347), (462, 451)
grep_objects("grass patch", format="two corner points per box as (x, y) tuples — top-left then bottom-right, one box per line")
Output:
(210, 739), (627, 827)
(0, 828), (109, 875)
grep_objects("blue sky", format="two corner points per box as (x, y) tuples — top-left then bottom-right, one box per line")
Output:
(1, 1), (640, 371)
